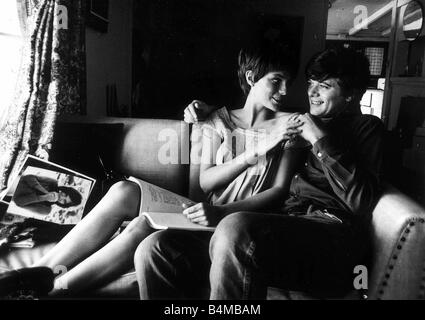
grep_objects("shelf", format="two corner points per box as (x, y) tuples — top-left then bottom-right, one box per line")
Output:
(390, 77), (425, 85)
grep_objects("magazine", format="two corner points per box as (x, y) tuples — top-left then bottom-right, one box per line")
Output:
(128, 177), (215, 232)
(1, 155), (95, 225)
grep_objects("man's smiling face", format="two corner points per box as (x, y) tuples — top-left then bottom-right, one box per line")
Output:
(307, 78), (348, 118)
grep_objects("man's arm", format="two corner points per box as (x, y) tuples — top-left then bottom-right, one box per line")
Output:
(183, 100), (217, 123)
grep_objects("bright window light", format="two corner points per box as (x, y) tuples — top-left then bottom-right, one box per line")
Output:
(0, 0), (23, 125)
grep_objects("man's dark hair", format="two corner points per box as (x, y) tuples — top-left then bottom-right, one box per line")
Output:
(57, 186), (82, 208)
(305, 47), (370, 100)
(237, 43), (298, 96)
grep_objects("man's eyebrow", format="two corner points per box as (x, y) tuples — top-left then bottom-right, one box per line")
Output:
(321, 80), (333, 86)
(271, 73), (288, 79)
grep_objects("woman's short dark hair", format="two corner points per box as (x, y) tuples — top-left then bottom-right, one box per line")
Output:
(305, 48), (370, 99)
(238, 43), (298, 96)
(57, 186), (82, 208)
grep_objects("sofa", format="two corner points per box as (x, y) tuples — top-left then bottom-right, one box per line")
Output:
(1, 116), (425, 300)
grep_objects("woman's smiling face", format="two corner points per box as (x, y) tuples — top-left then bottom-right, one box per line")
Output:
(307, 78), (348, 118)
(250, 71), (290, 112)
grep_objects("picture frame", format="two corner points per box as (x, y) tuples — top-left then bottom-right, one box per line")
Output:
(87, 0), (109, 33)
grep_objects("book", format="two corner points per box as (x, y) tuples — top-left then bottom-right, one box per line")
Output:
(128, 176), (215, 232)
(1, 155), (95, 225)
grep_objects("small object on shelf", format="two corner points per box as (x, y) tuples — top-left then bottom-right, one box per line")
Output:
(402, 0), (424, 42)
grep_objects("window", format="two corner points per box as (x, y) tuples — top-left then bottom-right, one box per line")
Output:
(0, 0), (23, 124)
(364, 47), (385, 76)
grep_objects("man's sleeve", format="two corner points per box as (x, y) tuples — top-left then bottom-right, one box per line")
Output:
(312, 116), (385, 214)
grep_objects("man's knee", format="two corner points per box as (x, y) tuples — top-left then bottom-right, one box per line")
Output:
(210, 212), (253, 258)
(134, 231), (175, 271)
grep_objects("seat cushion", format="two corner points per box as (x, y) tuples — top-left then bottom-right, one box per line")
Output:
(0, 243), (362, 300)
(0, 242), (57, 273)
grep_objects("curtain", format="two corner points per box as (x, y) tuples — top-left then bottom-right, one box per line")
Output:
(0, 0), (86, 191)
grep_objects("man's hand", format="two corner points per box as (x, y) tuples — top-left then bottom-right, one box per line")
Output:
(296, 113), (327, 145)
(183, 100), (217, 123)
(182, 202), (224, 227)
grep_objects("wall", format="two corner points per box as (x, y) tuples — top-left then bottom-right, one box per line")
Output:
(85, 0), (327, 117)
(250, 0), (329, 111)
(132, 0), (328, 118)
(86, 0), (133, 117)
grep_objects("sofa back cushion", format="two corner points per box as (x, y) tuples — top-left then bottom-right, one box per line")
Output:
(54, 117), (190, 197)
(116, 119), (190, 196)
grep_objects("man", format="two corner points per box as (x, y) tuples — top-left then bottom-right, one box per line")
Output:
(135, 47), (384, 299)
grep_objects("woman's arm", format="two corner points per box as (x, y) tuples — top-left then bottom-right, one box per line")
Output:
(199, 123), (300, 194)
(219, 148), (301, 214)
(186, 148), (302, 226)
(199, 128), (257, 194)
(23, 175), (50, 194)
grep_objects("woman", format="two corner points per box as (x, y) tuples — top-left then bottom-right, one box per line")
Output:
(14, 174), (82, 214)
(33, 43), (304, 296)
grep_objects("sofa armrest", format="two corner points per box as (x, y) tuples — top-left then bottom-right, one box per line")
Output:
(368, 184), (425, 300)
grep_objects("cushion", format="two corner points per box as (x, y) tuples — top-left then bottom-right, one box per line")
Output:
(50, 122), (125, 213)
(50, 122), (124, 179)
(114, 119), (190, 196)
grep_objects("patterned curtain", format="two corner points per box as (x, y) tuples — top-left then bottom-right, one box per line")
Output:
(0, 0), (86, 191)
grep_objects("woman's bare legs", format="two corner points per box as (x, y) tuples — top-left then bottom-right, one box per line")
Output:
(33, 181), (154, 294)
(50, 215), (154, 296)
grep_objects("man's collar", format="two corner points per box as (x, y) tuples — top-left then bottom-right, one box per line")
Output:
(320, 104), (361, 123)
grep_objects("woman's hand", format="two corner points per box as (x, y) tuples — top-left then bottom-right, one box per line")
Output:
(269, 113), (303, 140)
(246, 114), (302, 161)
(183, 100), (217, 123)
(296, 113), (327, 145)
(39, 192), (59, 203)
(182, 202), (225, 227)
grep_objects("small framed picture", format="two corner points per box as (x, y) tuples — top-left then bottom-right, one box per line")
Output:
(87, 0), (109, 33)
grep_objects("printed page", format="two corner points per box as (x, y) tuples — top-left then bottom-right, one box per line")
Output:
(142, 212), (215, 231)
(128, 176), (196, 214)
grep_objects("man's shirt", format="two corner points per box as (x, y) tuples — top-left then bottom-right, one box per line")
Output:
(283, 112), (385, 224)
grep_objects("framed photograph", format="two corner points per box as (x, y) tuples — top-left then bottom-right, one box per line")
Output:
(87, 0), (109, 33)
(1, 155), (95, 225)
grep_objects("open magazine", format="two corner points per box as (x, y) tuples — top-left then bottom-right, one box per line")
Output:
(0, 155), (95, 225)
(128, 177), (215, 232)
